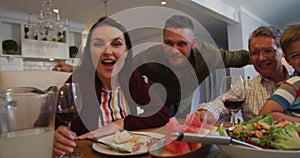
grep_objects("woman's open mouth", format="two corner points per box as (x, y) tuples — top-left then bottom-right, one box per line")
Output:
(101, 59), (116, 70)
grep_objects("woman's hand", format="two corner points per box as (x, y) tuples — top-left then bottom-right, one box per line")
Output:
(77, 119), (124, 139)
(53, 125), (77, 155)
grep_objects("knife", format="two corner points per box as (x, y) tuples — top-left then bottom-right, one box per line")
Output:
(86, 138), (131, 153)
(177, 132), (262, 150)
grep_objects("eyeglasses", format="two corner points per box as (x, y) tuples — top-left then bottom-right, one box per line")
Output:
(250, 48), (278, 58)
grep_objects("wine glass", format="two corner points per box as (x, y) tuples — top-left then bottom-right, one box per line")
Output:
(56, 83), (82, 158)
(220, 76), (245, 125)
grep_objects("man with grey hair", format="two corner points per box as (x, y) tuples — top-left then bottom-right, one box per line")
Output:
(196, 26), (289, 122)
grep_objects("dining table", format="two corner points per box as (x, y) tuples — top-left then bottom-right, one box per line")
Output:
(52, 122), (232, 158)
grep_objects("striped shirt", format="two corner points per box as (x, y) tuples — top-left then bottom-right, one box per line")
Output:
(269, 73), (300, 114)
(199, 72), (288, 121)
(98, 87), (129, 127)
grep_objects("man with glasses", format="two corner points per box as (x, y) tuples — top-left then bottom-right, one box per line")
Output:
(196, 26), (290, 122)
(250, 47), (278, 58)
(259, 24), (300, 122)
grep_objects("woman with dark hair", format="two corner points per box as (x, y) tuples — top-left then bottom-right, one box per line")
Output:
(53, 17), (169, 155)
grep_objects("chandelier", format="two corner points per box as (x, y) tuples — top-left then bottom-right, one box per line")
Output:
(24, 0), (69, 42)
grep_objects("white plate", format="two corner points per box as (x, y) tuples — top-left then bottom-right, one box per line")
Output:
(218, 144), (300, 158)
(92, 132), (164, 156)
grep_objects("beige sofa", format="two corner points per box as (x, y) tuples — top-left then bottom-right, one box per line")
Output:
(0, 70), (71, 91)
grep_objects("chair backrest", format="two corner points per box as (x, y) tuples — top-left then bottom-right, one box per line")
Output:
(0, 70), (71, 91)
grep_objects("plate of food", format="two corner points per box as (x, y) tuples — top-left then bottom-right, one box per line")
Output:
(92, 130), (164, 156)
(217, 114), (300, 158)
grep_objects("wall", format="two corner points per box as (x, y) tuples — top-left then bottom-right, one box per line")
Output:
(0, 57), (23, 70)
(0, 57), (79, 70)
(227, 7), (270, 79)
(0, 8), (85, 71)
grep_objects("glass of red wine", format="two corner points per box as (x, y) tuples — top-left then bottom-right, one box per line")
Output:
(220, 75), (245, 125)
(56, 83), (82, 158)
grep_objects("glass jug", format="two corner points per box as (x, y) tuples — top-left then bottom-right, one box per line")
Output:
(0, 86), (58, 158)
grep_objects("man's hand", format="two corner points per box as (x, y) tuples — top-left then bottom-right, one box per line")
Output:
(195, 109), (217, 125)
(53, 62), (74, 72)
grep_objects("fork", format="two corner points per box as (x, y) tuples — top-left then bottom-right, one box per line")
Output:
(119, 130), (162, 141)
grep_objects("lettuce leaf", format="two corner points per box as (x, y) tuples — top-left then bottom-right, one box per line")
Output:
(258, 114), (274, 125)
(218, 125), (228, 136)
(270, 124), (300, 150)
(241, 115), (264, 131)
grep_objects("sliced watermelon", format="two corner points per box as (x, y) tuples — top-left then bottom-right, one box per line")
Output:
(184, 114), (202, 128)
(165, 117), (184, 145)
(166, 117), (182, 133)
(163, 114), (214, 155)
(188, 142), (202, 150)
(163, 140), (191, 155)
(184, 125), (200, 133)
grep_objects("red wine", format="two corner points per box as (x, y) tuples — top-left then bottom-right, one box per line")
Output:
(56, 109), (78, 124)
(224, 99), (244, 110)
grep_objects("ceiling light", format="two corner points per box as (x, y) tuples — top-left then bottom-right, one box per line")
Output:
(25, 0), (69, 42)
(53, 9), (59, 13)
(161, 1), (167, 6)
(103, 0), (109, 16)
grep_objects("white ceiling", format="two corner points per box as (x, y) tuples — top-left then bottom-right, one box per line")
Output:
(1, 0), (300, 48)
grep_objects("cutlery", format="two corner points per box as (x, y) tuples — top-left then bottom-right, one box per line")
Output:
(86, 138), (131, 153)
(117, 130), (163, 142)
(177, 132), (263, 150)
(127, 131), (162, 140)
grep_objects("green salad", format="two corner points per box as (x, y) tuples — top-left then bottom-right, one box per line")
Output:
(219, 114), (300, 150)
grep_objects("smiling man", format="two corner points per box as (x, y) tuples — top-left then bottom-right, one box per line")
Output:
(196, 26), (290, 122)
(163, 25), (196, 77)
(134, 15), (250, 117)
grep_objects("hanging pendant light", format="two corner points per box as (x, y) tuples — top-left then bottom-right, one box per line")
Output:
(25, 0), (69, 42)
(103, 0), (109, 16)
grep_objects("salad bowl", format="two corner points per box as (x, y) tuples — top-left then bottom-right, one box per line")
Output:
(217, 114), (300, 158)
(218, 144), (300, 158)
